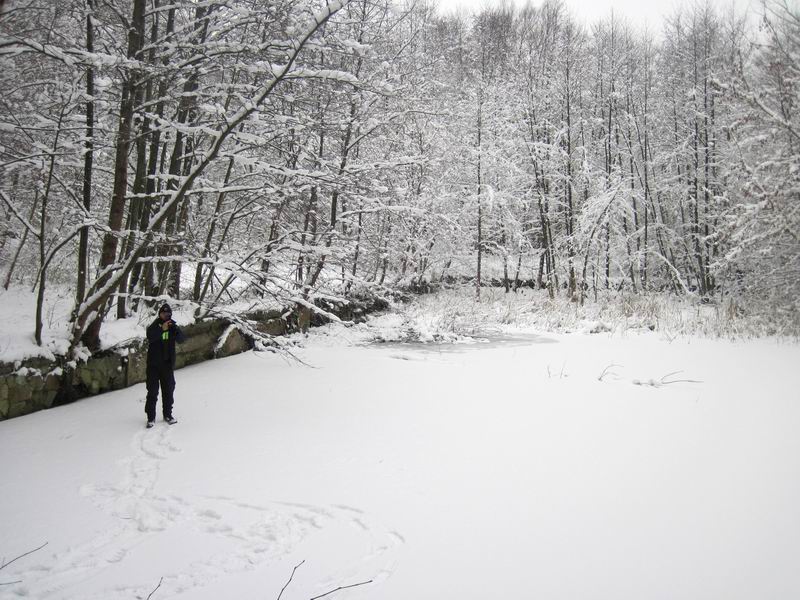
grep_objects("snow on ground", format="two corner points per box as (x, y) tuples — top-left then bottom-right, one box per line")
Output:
(0, 285), (201, 364)
(0, 286), (73, 362)
(1, 324), (799, 599)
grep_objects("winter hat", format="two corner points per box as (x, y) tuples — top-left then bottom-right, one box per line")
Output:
(159, 303), (172, 314)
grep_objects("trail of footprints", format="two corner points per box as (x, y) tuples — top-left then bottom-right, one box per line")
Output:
(11, 426), (404, 599)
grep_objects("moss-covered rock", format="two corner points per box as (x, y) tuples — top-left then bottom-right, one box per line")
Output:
(43, 390), (57, 408)
(44, 373), (60, 392)
(15, 381), (32, 403)
(176, 320), (225, 368)
(29, 376), (44, 392)
(8, 397), (31, 419)
(216, 327), (251, 358)
(257, 318), (286, 336)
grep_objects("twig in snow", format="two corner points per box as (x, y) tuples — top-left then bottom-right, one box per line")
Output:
(659, 371), (704, 385)
(0, 542), (47, 586)
(308, 578), (374, 600)
(0, 542), (48, 571)
(146, 576), (163, 600)
(598, 363), (621, 381)
(278, 344), (317, 368)
(277, 560), (305, 600)
(632, 370), (704, 388)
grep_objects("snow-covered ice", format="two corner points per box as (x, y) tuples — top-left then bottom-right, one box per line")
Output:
(1, 329), (799, 599)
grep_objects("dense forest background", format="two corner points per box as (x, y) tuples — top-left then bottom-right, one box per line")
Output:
(0, 0), (797, 353)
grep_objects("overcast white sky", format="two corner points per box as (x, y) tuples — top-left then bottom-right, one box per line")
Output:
(436, 0), (757, 31)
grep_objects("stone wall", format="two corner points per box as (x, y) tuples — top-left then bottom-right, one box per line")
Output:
(0, 297), (387, 421)
(0, 318), (252, 421)
(0, 357), (62, 420)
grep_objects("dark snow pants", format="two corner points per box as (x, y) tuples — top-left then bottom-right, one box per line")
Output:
(145, 364), (175, 421)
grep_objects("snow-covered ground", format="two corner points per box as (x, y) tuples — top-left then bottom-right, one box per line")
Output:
(0, 286), (200, 364)
(2, 322), (799, 599)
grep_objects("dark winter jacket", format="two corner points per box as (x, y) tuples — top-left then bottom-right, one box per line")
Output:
(146, 318), (185, 368)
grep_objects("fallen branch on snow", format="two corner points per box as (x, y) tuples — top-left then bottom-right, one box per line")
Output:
(309, 579), (374, 599)
(277, 560), (305, 600)
(146, 576), (164, 600)
(0, 542), (48, 586)
(633, 371), (704, 387)
(274, 559), (373, 600)
(597, 363), (622, 381)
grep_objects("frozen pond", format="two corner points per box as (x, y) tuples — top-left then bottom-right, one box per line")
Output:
(1, 332), (799, 600)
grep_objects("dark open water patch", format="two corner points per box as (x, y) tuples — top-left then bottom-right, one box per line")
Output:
(370, 331), (558, 354)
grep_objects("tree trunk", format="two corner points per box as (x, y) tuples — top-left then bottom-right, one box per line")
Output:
(81, 0), (146, 350)
(127, 3), (175, 311)
(476, 87), (483, 301)
(3, 190), (39, 290)
(35, 108), (66, 345)
(76, 0), (95, 305)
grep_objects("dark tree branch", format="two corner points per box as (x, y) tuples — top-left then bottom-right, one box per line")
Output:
(0, 542), (48, 571)
(146, 576), (164, 600)
(309, 578), (373, 600)
(277, 560), (305, 600)
(0, 542), (48, 586)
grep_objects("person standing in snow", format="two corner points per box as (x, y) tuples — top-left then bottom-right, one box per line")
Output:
(145, 303), (185, 428)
